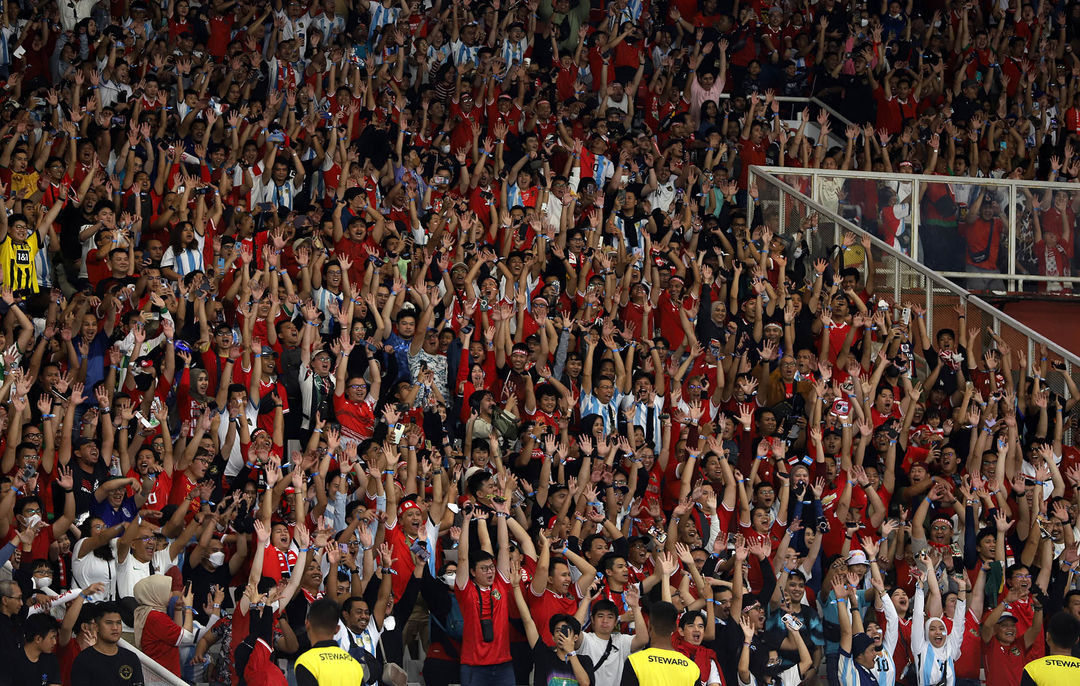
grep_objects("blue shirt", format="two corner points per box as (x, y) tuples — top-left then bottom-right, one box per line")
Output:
(74, 330), (112, 397)
(385, 332), (413, 384)
(91, 495), (139, 528)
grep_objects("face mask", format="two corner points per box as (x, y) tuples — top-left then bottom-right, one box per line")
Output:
(440, 143), (451, 154)
(860, 18), (868, 26)
(34, 576), (52, 590)
(440, 573), (456, 587)
(23, 513), (41, 529)
(208, 551), (226, 568)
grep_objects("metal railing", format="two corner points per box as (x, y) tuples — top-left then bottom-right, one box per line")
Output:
(747, 167), (1080, 429)
(713, 95), (854, 150)
(753, 166), (1080, 293)
(119, 638), (191, 686)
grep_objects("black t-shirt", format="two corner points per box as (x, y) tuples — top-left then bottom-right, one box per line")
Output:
(70, 646), (145, 686)
(58, 459), (111, 515)
(1, 649), (61, 686)
(532, 642), (595, 686)
(182, 557), (235, 624)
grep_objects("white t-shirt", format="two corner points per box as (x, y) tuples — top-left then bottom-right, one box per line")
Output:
(219, 402), (260, 477)
(72, 538), (118, 601)
(116, 547), (176, 599)
(580, 632), (634, 686)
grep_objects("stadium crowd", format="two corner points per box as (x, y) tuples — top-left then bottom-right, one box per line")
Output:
(0, 0), (1080, 685)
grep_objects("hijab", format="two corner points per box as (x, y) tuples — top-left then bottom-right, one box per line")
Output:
(133, 574), (174, 650)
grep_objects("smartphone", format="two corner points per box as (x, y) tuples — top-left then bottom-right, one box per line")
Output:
(782, 613), (804, 631)
(392, 423), (405, 444)
(901, 307), (911, 325)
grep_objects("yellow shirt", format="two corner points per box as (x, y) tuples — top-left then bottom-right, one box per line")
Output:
(8, 170), (40, 200)
(1021, 654), (1080, 686)
(623, 647), (701, 686)
(294, 641), (366, 686)
(0, 231), (41, 293)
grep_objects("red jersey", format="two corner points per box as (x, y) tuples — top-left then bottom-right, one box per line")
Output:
(140, 610), (183, 676)
(384, 520), (418, 601)
(527, 586), (581, 646)
(455, 574), (513, 665)
(983, 634), (1043, 686)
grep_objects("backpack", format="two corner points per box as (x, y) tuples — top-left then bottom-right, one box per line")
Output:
(430, 594), (464, 642)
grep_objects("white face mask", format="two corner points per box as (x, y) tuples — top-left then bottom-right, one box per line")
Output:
(440, 573), (456, 587)
(34, 576), (52, 589)
(208, 551), (226, 568)
(23, 513), (41, 529)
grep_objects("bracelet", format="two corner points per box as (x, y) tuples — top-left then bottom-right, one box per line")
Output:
(299, 547), (310, 552)
(213, 603), (221, 608)
(184, 605), (194, 611)
(313, 428), (323, 433)
(42, 413), (55, 419)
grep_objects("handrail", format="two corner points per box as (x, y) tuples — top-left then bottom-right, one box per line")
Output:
(752, 166), (1080, 291)
(119, 638), (191, 686)
(747, 166), (1080, 369)
(713, 94), (854, 148)
(755, 165), (1080, 190)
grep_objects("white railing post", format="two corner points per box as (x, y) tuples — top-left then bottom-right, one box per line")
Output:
(1008, 184), (1018, 292)
(910, 178), (921, 263)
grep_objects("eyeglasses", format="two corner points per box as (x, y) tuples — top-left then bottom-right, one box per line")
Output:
(22, 507), (41, 516)
(348, 384), (368, 390)
(1013, 574), (1031, 580)
(474, 564), (496, 574)
(4, 594), (23, 601)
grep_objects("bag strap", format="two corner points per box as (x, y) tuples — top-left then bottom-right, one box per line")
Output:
(592, 638), (616, 671)
(430, 612), (460, 660)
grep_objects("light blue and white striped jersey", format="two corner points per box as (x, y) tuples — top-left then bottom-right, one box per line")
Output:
(0, 27), (14, 67)
(450, 39), (479, 67)
(579, 387), (625, 436)
(623, 394), (664, 454)
(312, 287), (345, 334)
(161, 246), (204, 277)
(837, 649), (881, 686)
(872, 592), (900, 686)
(368, 2), (400, 38)
(34, 232), (52, 289)
(426, 41), (451, 65)
(910, 586), (965, 686)
(500, 37), (528, 66)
